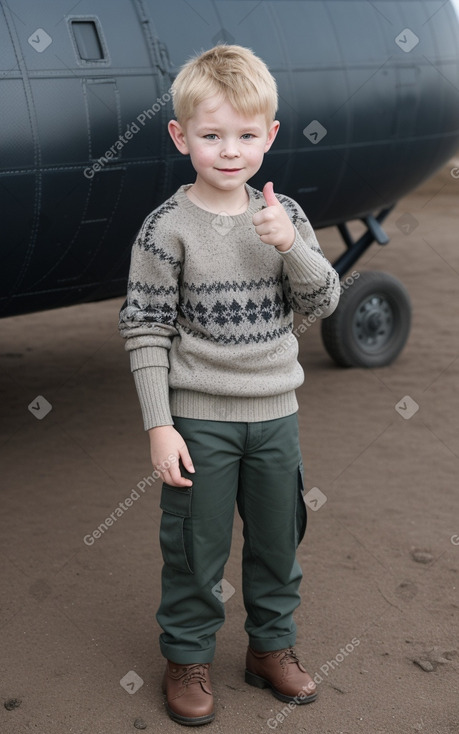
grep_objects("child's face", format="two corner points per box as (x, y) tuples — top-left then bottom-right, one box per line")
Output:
(168, 95), (279, 195)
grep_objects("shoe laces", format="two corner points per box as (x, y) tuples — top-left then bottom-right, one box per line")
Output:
(181, 663), (209, 687)
(273, 648), (300, 667)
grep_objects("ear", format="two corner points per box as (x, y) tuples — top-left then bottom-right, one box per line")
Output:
(168, 119), (189, 155)
(264, 120), (280, 153)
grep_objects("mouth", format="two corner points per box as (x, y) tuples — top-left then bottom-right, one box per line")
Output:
(217, 168), (243, 173)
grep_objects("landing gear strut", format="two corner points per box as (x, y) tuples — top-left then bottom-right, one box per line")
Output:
(321, 207), (411, 368)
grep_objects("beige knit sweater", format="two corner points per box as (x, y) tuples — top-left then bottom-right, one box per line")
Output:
(118, 183), (340, 430)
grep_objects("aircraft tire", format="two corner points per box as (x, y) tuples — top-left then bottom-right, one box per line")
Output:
(321, 270), (411, 368)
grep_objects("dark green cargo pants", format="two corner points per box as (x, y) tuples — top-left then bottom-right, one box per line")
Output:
(156, 413), (307, 664)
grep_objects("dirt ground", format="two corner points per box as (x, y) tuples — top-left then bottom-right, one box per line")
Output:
(1, 158), (458, 734)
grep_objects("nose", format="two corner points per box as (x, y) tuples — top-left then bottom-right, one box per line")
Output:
(221, 138), (240, 158)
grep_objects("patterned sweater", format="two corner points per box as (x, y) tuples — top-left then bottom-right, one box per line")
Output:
(118, 183), (340, 430)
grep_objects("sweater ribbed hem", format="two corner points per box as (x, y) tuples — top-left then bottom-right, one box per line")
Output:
(169, 389), (298, 423)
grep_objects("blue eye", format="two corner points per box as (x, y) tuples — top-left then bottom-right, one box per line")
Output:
(204, 134), (218, 140)
(241, 134), (254, 140)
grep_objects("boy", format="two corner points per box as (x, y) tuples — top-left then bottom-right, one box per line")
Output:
(119, 44), (340, 726)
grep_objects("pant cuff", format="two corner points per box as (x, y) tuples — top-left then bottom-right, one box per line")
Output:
(160, 638), (215, 665)
(248, 631), (297, 653)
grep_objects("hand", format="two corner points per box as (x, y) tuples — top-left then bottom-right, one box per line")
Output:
(148, 425), (195, 488)
(252, 182), (296, 252)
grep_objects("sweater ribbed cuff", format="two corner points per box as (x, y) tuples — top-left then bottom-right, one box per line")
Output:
(129, 346), (170, 371)
(132, 366), (173, 430)
(281, 232), (340, 317)
(280, 231), (328, 281)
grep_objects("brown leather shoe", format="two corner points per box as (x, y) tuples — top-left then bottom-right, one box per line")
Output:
(245, 647), (317, 704)
(162, 661), (214, 726)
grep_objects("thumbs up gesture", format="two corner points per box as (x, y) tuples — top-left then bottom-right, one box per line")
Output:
(252, 182), (296, 252)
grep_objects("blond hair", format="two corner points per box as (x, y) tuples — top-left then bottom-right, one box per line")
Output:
(170, 44), (278, 126)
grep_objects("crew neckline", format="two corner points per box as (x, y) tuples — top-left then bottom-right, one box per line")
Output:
(175, 183), (263, 225)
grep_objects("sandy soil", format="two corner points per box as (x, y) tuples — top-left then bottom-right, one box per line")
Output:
(0, 159), (458, 734)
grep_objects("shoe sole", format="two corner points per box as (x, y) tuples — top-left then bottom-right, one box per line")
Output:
(245, 669), (317, 704)
(164, 702), (215, 726)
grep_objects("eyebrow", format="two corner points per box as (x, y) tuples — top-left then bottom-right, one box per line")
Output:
(195, 125), (263, 134)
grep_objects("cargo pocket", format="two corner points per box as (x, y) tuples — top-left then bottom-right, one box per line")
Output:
(159, 484), (193, 574)
(296, 460), (307, 546)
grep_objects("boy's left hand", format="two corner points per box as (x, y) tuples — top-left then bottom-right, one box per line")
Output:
(252, 182), (296, 252)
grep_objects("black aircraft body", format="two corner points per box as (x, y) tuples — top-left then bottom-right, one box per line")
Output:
(1, 0), (459, 366)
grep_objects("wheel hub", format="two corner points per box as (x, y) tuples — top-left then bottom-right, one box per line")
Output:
(352, 294), (394, 353)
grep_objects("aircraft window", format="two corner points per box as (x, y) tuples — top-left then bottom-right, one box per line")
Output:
(71, 20), (105, 61)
